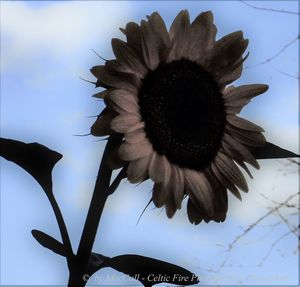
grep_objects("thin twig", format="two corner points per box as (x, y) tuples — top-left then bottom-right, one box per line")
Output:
(288, 158), (300, 166)
(226, 193), (298, 252)
(261, 221), (281, 229)
(240, 0), (300, 15)
(258, 227), (298, 267)
(275, 68), (300, 80)
(218, 192), (298, 270)
(257, 190), (299, 208)
(245, 35), (299, 69)
(275, 210), (298, 237)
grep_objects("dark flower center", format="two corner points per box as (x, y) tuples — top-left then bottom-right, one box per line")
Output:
(138, 59), (225, 170)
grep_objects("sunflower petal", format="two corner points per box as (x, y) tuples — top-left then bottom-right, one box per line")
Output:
(213, 190), (228, 222)
(111, 38), (147, 78)
(187, 199), (205, 225)
(149, 152), (171, 184)
(152, 183), (169, 208)
(127, 155), (151, 183)
(165, 196), (178, 218)
(222, 133), (259, 169)
(106, 60), (129, 76)
(218, 54), (248, 85)
(109, 89), (139, 114)
(214, 152), (248, 192)
(169, 10), (190, 40)
(224, 84), (269, 114)
(206, 170), (228, 222)
(90, 65), (140, 92)
(124, 129), (146, 144)
(226, 125), (266, 147)
(226, 115), (264, 133)
(111, 114), (142, 133)
(118, 140), (152, 161)
(121, 22), (143, 58)
(152, 162), (182, 213)
(187, 11), (217, 60)
(146, 12), (171, 60)
(168, 10), (190, 60)
(211, 163), (242, 201)
(170, 165), (185, 209)
(219, 64), (243, 86)
(235, 160), (253, 179)
(161, 155), (172, 186)
(202, 31), (248, 80)
(141, 20), (160, 70)
(91, 108), (116, 136)
(184, 169), (214, 215)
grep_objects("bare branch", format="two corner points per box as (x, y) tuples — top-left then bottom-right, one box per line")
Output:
(215, 190), (299, 272)
(245, 35), (299, 69)
(275, 210), (298, 237)
(225, 193), (299, 252)
(261, 221), (281, 229)
(258, 190), (299, 209)
(258, 227), (298, 267)
(288, 158), (300, 166)
(274, 68), (300, 80)
(240, 0), (299, 15)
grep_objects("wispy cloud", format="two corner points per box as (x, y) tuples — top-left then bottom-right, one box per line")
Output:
(0, 1), (130, 69)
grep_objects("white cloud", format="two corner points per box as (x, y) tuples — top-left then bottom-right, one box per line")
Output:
(0, 1), (130, 69)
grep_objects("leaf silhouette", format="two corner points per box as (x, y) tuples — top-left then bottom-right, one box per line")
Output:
(89, 254), (199, 287)
(252, 142), (299, 159)
(31, 230), (66, 256)
(0, 137), (62, 193)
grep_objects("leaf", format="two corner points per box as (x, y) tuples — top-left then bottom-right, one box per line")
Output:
(31, 230), (66, 256)
(89, 254), (199, 287)
(0, 137), (62, 193)
(252, 142), (299, 159)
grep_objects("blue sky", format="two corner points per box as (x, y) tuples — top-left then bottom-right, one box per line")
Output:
(1, 1), (299, 285)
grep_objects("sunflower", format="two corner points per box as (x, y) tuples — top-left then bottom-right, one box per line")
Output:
(90, 10), (269, 224)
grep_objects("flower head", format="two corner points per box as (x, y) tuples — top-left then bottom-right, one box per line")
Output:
(90, 10), (269, 224)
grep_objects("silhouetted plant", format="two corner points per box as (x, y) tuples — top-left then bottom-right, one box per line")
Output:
(1, 10), (299, 287)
